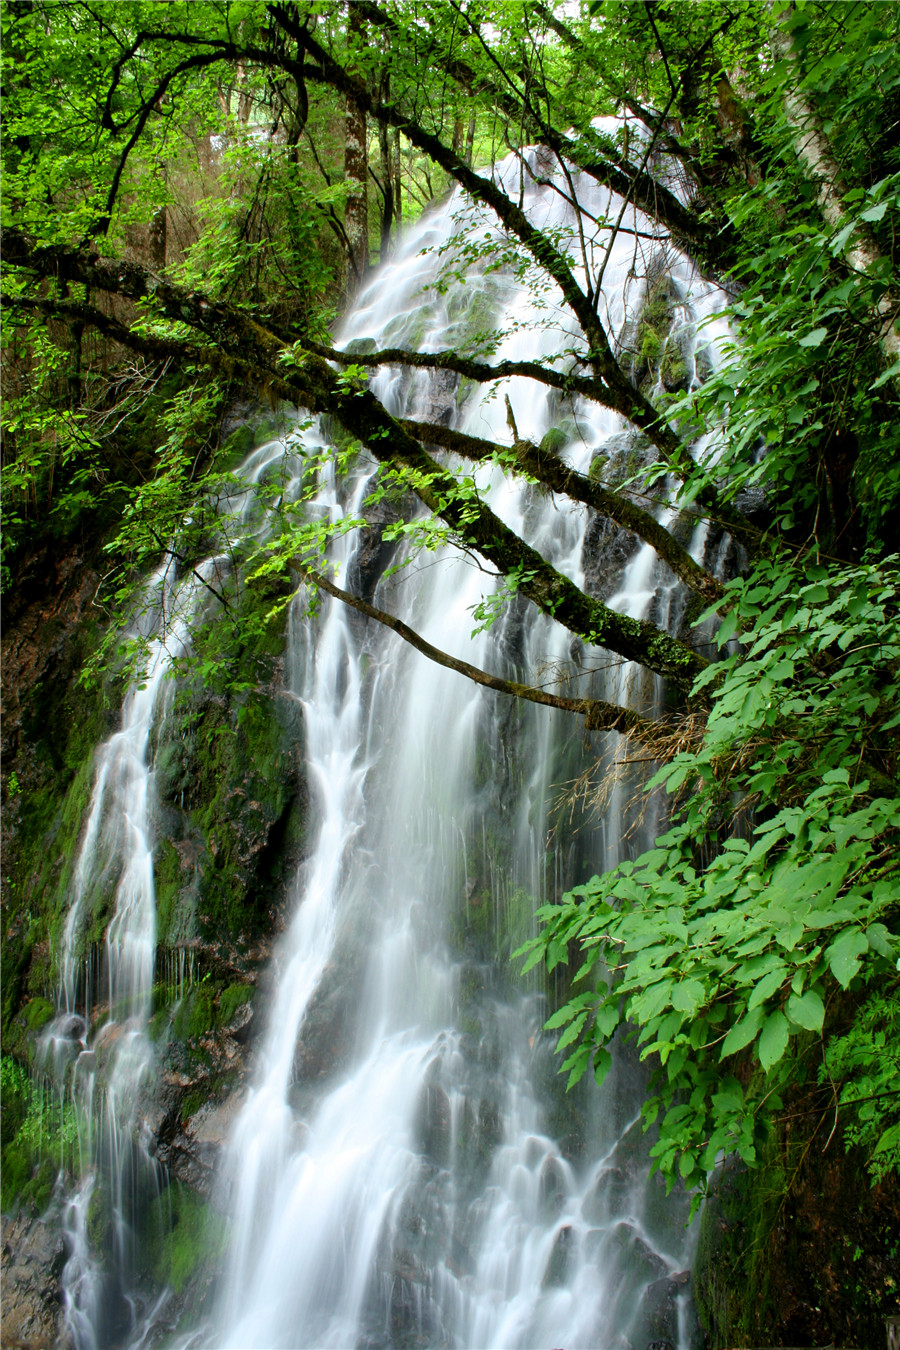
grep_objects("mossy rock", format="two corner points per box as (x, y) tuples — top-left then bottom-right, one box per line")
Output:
(22, 998), (54, 1032)
(695, 1115), (900, 1349)
(343, 336), (378, 356)
(86, 1181), (113, 1255)
(140, 1184), (228, 1295)
(538, 428), (568, 457)
(382, 305), (437, 352)
(445, 284), (499, 350)
(0, 1148), (55, 1215)
(148, 573), (308, 950)
(217, 982), (253, 1027)
(319, 412), (360, 455)
(588, 452), (610, 484)
(660, 344), (688, 391)
(3, 684), (114, 1032)
(172, 985), (216, 1041)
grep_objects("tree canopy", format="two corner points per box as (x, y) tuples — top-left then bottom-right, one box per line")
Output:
(3, 0), (899, 1201)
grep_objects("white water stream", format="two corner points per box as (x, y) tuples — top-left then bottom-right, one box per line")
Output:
(49, 148), (729, 1350)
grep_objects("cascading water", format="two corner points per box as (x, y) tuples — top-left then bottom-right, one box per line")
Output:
(42, 445), (304, 1348)
(186, 156), (727, 1349)
(47, 144), (730, 1350)
(45, 557), (231, 1349)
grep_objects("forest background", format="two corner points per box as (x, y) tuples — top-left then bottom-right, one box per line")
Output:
(2, 0), (899, 1343)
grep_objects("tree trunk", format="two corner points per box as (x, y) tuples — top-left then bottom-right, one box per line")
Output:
(769, 4), (900, 368)
(464, 114), (476, 168)
(392, 128), (402, 223)
(147, 206), (166, 270)
(377, 72), (394, 260)
(344, 6), (369, 289)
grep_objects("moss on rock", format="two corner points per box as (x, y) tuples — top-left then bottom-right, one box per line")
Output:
(217, 982), (253, 1027)
(140, 1184), (228, 1295)
(695, 1117), (900, 1347)
(538, 428), (568, 457)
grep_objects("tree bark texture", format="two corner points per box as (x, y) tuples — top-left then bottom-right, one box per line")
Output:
(344, 6), (369, 289)
(769, 4), (900, 368)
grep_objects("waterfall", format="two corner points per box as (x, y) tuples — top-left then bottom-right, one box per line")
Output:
(194, 157), (726, 1349)
(49, 149), (728, 1350)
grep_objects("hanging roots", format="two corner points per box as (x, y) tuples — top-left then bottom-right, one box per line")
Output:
(552, 709), (708, 841)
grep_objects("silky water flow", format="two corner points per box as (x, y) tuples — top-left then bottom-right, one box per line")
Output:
(48, 146), (730, 1350)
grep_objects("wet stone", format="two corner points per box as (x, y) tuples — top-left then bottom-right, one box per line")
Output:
(581, 1166), (632, 1223)
(539, 1156), (567, 1220)
(584, 1221), (670, 1289)
(0, 1211), (69, 1350)
(634, 1270), (691, 1346)
(542, 1224), (576, 1288)
(581, 513), (643, 603)
(417, 1083), (452, 1168)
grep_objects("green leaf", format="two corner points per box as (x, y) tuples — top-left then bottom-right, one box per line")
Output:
(828, 930), (869, 988)
(593, 1047), (612, 1086)
(871, 359), (900, 389)
(748, 965), (787, 1010)
(758, 1011), (790, 1071)
(672, 978), (706, 1015)
(786, 988), (825, 1032)
(721, 1006), (766, 1059)
(556, 1012), (589, 1050)
(798, 327), (828, 348)
(716, 609), (738, 645)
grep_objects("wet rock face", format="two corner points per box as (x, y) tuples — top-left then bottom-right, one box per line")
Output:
(581, 512), (642, 603)
(580, 429), (661, 602)
(635, 1269), (691, 1346)
(0, 1211), (70, 1350)
(421, 367), (460, 427)
(150, 673), (311, 956)
(346, 488), (405, 605)
(417, 1082), (452, 1168)
(344, 472), (422, 608)
(291, 964), (358, 1083)
(1, 543), (115, 1032)
(542, 1223), (575, 1287)
(144, 986), (261, 1194)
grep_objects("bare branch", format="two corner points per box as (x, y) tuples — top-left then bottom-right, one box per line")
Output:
(298, 563), (656, 738)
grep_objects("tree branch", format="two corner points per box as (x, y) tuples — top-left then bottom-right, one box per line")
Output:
(307, 337), (612, 401)
(3, 231), (709, 690)
(298, 563), (656, 737)
(397, 418), (724, 603)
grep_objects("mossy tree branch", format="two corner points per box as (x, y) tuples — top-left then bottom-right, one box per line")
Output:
(398, 417), (725, 604)
(4, 229), (709, 691)
(298, 563), (657, 737)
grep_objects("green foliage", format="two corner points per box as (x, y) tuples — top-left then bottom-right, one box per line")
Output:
(678, 166), (900, 539)
(521, 553), (900, 1208)
(822, 985), (900, 1182)
(663, 2), (900, 542)
(470, 565), (536, 637)
(1, 1056), (80, 1213)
